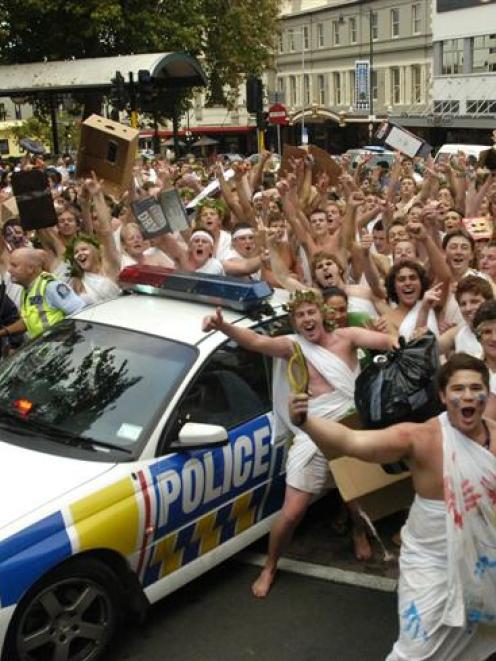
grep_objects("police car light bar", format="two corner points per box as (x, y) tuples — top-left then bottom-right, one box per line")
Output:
(119, 265), (273, 312)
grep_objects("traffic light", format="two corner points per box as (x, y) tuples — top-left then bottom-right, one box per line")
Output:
(246, 77), (263, 114)
(110, 71), (127, 111)
(137, 69), (158, 112)
(256, 111), (269, 130)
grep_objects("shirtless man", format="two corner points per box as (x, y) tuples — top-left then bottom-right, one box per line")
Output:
(289, 353), (496, 661)
(202, 292), (396, 598)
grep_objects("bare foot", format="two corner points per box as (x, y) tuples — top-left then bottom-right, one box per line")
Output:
(352, 529), (373, 561)
(251, 567), (276, 598)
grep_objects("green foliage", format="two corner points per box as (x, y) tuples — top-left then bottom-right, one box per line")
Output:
(8, 116), (52, 144)
(0, 0), (281, 108)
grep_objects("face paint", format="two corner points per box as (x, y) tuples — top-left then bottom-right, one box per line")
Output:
(449, 396), (462, 409)
(477, 393), (488, 407)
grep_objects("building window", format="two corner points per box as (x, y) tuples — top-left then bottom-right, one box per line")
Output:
(278, 33), (283, 53)
(333, 72), (342, 105)
(391, 8), (400, 38)
(303, 74), (310, 105)
(412, 4), (421, 35)
(317, 23), (324, 48)
(333, 21), (340, 46)
(371, 12), (378, 41)
(303, 25), (309, 50)
(472, 35), (496, 73)
(317, 75), (326, 104)
(289, 29), (295, 52)
(349, 17), (357, 44)
(466, 99), (496, 114)
(391, 67), (401, 104)
(442, 39), (464, 75)
(289, 76), (297, 105)
(0, 139), (8, 154)
(277, 77), (285, 101)
(433, 100), (460, 114)
(371, 70), (378, 102)
(412, 65), (422, 103)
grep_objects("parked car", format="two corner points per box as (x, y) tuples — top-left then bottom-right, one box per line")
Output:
(0, 270), (290, 661)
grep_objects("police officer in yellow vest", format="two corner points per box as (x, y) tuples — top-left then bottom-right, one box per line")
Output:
(0, 248), (85, 340)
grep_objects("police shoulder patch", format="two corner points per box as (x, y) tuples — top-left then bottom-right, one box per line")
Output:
(56, 283), (70, 299)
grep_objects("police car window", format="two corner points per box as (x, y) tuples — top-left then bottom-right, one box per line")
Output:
(0, 320), (197, 460)
(163, 315), (291, 447)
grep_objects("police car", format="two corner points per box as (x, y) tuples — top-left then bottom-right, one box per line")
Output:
(0, 269), (290, 661)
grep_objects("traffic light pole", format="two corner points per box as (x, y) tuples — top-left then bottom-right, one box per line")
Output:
(128, 72), (138, 129)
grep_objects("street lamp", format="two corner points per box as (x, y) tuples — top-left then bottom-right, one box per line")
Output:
(291, 29), (307, 145)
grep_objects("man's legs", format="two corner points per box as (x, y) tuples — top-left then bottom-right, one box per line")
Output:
(347, 499), (373, 560)
(251, 485), (313, 598)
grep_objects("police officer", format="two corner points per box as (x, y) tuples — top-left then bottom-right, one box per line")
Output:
(0, 248), (85, 340)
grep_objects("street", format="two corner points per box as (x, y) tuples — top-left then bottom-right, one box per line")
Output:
(106, 560), (398, 661)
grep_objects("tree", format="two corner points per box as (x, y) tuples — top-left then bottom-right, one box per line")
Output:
(0, 0), (281, 108)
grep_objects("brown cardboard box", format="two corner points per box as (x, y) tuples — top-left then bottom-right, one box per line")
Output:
(77, 115), (139, 197)
(0, 196), (19, 227)
(328, 411), (413, 521)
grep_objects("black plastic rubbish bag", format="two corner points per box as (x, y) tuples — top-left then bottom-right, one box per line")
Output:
(354, 332), (443, 474)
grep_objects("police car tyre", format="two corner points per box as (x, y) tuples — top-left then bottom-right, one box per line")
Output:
(4, 557), (123, 661)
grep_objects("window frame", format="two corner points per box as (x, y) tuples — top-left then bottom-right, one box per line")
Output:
(412, 3), (421, 35)
(391, 8), (400, 39)
(349, 17), (357, 44)
(317, 22), (324, 48)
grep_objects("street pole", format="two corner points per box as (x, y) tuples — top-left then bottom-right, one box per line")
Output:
(369, 9), (374, 118)
(277, 123), (282, 156)
(128, 72), (138, 129)
(49, 94), (59, 156)
(301, 34), (305, 145)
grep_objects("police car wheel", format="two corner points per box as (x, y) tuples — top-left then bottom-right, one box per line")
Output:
(4, 558), (123, 661)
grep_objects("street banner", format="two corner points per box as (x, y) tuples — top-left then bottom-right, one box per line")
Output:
(354, 60), (370, 112)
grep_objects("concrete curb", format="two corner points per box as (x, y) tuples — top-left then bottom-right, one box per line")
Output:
(238, 551), (398, 593)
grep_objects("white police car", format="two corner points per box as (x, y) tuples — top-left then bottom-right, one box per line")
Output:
(0, 269), (290, 661)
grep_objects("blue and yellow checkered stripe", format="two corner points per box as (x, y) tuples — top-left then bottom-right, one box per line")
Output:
(143, 483), (268, 586)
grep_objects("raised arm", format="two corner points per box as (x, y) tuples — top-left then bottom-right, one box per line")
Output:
(202, 307), (294, 358)
(289, 393), (416, 463)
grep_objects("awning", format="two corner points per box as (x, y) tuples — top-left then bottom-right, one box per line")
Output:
(139, 126), (253, 138)
(0, 52), (207, 97)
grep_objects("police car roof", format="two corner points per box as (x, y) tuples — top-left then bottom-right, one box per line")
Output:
(73, 288), (289, 346)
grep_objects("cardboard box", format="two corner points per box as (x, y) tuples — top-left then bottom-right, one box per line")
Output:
(309, 145), (342, 186)
(77, 115), (139, 197)
(0, 196), (19, 227)
(328, 411), (413, 521)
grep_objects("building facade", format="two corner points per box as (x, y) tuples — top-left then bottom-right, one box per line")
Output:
(272, 0), (432, 151)
(428, 0), (496, 144)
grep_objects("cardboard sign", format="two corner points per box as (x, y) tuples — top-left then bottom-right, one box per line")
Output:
(280, 144), (342, 186)
(280, 144), (307, 178)
(309, 145), (343, 186)
(11, 170), (57, 231)
(463, 216), (493, 242)
(159, 189), (190, 233)
(375, 121), (432, 159)
(131, 197), (169, 239)
(77, 115), (139, 197)
(478, 148), (496, 172)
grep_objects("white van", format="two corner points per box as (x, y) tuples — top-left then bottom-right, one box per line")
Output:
(434, 143), (490, 164)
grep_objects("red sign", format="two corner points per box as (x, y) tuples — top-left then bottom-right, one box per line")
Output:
(268, 103), (288, 126)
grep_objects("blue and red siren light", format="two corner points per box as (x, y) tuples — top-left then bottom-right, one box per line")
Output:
(118, 265), (273, 312)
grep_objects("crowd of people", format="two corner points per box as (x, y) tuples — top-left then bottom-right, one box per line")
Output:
(1, 137), (496, 659)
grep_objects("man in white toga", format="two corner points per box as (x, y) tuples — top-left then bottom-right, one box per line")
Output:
(289, 352), (496, 661)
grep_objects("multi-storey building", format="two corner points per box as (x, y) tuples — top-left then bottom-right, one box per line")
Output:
(427, 0), (496, 145)
(271, 0), (433, 151)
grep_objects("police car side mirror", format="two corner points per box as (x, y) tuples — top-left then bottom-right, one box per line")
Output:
(170, 422), (229, 449)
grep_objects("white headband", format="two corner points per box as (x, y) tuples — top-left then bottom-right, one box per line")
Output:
(191, 230), (214, 245)
(232, 228), (255, 240)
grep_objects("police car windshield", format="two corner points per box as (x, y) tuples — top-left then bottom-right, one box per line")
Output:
(0, 320), (197, 460)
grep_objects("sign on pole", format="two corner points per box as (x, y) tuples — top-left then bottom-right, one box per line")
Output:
(354, 60), (370, 112)
(268, 103), (288, 126)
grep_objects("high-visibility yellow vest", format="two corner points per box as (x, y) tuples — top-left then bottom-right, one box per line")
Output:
(20, 272), (66, 338)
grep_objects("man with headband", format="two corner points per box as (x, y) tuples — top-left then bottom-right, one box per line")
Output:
(202, 290), (395, 598)
(223, 222), (268, 280)
(289, 353), (496, 660)
(161, 228), (225, 275)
